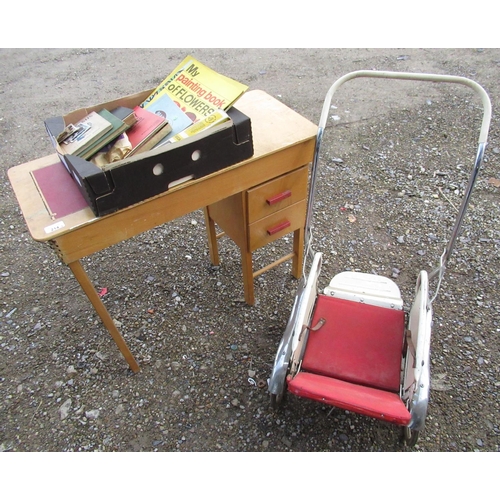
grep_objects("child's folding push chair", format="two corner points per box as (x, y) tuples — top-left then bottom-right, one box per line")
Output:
(268, 71), (491, 446)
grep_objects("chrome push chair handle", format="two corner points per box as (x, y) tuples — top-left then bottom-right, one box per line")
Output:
(317, 70), (491, 142)
(306, 70), (492, 284)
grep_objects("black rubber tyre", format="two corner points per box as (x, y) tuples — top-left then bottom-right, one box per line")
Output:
(402, 427), (419, 447)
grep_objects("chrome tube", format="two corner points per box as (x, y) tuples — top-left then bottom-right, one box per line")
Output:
(303, 70), (491, 288)
(429, 142), (486, 281)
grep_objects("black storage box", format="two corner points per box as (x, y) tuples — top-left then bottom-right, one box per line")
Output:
(44, 89), (254, 217)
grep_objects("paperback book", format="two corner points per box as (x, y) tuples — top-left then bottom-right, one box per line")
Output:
(125, 106), (172, 156)
(166, 108), (230, 143)
(144, 93), (194, 147)
(141, 55), (248, 124)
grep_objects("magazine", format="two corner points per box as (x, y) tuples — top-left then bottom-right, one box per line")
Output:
(141, 55), (248, 123)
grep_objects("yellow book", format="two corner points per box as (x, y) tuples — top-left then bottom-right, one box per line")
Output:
(141, 56), (248, 123)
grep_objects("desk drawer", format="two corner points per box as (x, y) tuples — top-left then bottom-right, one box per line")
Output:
(247, 165), (308, 224)
(248, 199), (306, 251)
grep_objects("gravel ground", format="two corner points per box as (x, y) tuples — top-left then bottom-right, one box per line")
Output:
(1, 49), (499, 462)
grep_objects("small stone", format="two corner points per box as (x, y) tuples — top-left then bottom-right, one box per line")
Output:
(58, 399), (72, 420)
(85, 409), (100, 420)
(5, 308), (17, 318)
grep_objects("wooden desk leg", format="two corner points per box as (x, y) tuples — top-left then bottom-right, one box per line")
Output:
(241, 249), (255, 305)
(68, 260), (140, 373)
(292, 226), (305, 279)
(203, 207), (220, 266)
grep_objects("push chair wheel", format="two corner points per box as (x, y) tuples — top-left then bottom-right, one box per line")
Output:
(402, 426), (419, 447)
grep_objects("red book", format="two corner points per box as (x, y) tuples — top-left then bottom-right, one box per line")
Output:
(125, 106), (172, 156)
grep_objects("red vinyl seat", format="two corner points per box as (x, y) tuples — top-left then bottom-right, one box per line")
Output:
(287, 294), (411, 425)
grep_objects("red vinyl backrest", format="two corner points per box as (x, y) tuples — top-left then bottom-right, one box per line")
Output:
(301, 295), (406, 392)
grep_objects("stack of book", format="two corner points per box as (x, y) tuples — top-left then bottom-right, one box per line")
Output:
(56, 55), (249, 169)
(58, 107), (139, 159)
(57, 104), (173, 166)
(91, 105), (173, 167)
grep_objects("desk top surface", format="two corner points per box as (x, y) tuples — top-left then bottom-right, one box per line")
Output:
(8, 90), (318, 243)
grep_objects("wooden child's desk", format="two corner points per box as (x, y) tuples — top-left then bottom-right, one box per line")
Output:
(8, 90), (318, 373)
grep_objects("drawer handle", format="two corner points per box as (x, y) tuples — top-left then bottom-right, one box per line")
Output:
(266, 190), (292, 205)
(267, 220), (291, 235)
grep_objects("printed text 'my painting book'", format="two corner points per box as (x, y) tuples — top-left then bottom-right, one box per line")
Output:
(141, 56), (248, 123)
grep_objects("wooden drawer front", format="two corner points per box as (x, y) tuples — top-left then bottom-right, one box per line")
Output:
(248, 200), (306, 251)
(247, 165), (308, 224)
